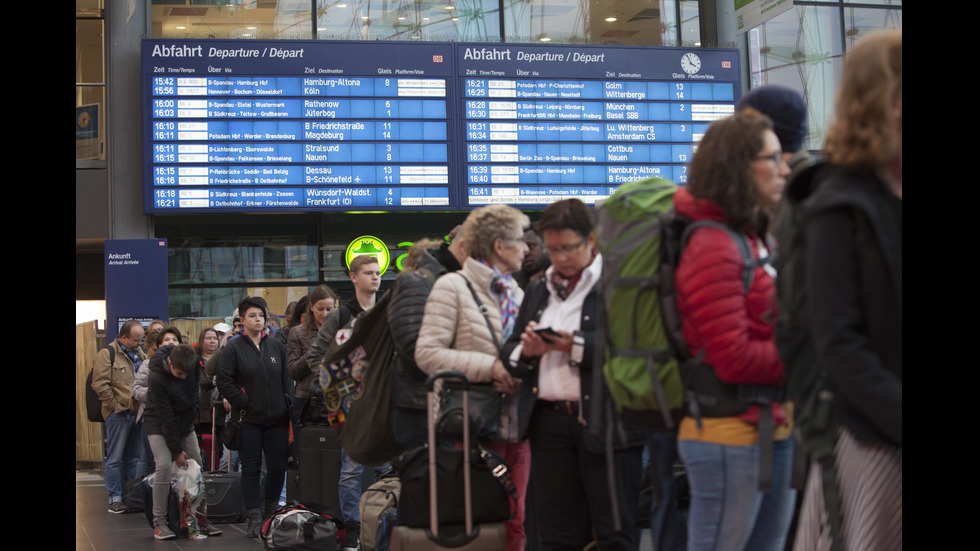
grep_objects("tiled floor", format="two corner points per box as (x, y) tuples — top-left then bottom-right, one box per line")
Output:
(75, 469), (260, 551)
(76, 468), (656, 550)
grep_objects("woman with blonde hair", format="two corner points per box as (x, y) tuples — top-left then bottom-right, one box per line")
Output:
(415, 204), (530, 551)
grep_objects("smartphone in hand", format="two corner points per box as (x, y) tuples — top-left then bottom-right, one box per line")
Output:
(532, 326), (561, 340)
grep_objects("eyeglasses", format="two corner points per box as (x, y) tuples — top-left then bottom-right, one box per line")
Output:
(545, 239), (586, 256)
(754, 151), (784, 165)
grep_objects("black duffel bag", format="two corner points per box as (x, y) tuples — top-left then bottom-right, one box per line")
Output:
(393, 438), (512, 528)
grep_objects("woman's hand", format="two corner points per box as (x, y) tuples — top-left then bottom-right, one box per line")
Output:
(491, 360), (519, 395)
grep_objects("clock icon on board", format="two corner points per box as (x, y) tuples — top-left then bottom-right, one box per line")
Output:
(680, 52), (701, 75)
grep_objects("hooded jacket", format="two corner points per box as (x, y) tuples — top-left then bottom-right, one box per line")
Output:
(143, 345), (200, 456)
(217, 333), (291, 427)
(388, 246), (458, 410)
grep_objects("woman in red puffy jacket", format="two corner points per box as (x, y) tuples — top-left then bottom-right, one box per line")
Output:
(674, 108), (795, 551)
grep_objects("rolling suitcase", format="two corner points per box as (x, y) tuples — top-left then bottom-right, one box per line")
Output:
(202, 470), (244, 523)
(203, 408), (245, 523)
(391, 371), (507, 551)
(295, 424), (344, 520)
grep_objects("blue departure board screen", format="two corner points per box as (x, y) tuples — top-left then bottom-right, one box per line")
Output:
(143, 40), (740, 213)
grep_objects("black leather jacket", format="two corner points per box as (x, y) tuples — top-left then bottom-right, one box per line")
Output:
(389, 246), (457, 410)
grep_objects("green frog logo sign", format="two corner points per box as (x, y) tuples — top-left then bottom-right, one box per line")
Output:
(345, 235), (392, 275)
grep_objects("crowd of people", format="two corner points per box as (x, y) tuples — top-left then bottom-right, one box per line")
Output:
(90, 30), (900, 550)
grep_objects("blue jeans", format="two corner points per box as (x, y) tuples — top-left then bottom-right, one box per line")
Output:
(239, 423), (288, 510)
(104, 410), (143, 503)
(338, 450), (389, 525)
(678, 438), (795, 551)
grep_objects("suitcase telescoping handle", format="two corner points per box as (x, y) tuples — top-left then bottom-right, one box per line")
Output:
(424, 371), (473, 539)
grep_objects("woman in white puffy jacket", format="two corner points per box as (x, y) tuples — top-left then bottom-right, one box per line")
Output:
(415, 204), (529, 551)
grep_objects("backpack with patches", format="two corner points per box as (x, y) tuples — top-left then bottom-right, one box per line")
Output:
(317, 290), (403, 465)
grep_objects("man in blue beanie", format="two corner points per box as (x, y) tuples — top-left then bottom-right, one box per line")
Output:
(737, 84), (814, 180)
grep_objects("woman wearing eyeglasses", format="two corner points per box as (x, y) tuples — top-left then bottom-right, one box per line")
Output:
(674, 109), (795, 551)
(502, 198), (645, 550)
(414, 204), (529, 551)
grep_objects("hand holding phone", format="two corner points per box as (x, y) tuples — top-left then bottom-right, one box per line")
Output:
(532, 326), (561, 340)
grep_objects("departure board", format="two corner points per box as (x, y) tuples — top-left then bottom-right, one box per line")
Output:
(457, 44), (739, 206)
(143, 40), (740, 213)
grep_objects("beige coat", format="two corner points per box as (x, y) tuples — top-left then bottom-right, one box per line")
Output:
(91, 339), (146, 420)
(415, 258), (524, 441)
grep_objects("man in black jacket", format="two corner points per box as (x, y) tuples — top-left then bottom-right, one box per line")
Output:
(388, 228), (467, 449)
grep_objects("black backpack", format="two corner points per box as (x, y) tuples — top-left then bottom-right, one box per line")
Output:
(85, 347), (115, 423)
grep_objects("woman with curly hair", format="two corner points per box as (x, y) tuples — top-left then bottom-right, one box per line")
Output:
(673, 108), (795, 550)
(792, 31), (902, 551)
(415, 204), (530, 551)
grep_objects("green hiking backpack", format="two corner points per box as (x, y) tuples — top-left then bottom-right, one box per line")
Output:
(593, 177), (689, 432)
(594, 177), (780, 434)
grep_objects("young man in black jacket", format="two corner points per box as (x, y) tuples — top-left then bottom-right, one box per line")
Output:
(145, 343), (223, 540)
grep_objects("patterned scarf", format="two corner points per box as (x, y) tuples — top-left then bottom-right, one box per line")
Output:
(122, 346), (142, 371)
(550, 270), (584, 300)
(549, 247), (598, 300)
(483, 261), (520, 340)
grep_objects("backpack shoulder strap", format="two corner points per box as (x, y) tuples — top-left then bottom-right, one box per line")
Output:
(681, 220), (770, 294)
(107, 345), (117, 380)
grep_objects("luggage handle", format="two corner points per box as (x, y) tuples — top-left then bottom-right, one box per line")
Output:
(424, 371), (474, 538)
